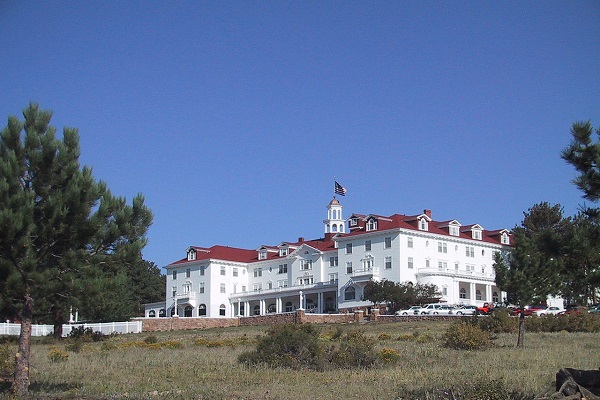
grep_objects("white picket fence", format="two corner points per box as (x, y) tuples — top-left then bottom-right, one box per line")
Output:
(0, 321), (142, 337)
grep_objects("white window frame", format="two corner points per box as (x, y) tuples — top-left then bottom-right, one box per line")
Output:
(438, 242), (448, 253)
(385, 256), (392, 269)
(301, 260), (313, 270)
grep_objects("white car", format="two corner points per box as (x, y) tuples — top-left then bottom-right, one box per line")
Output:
(425, 304), (456, 315)
(534, 306), (564, 316)
(395, 306), (422, 316)
(455, 305), (477, 316)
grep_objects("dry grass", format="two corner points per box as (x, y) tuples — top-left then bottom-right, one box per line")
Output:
(1, 321), (599, 399)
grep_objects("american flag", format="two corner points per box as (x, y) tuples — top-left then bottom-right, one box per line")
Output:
(334, 181), (347, 196)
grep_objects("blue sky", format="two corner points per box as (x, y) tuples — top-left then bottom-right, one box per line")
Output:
(1, 1), (599, 269)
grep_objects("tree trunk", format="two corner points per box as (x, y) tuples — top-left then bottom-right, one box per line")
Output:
(52, 305), (63, 340)
(12, 293), (33, 395)
(517, 308), (525, 347)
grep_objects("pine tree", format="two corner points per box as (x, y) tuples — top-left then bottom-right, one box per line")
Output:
(0, 103), (152, 395)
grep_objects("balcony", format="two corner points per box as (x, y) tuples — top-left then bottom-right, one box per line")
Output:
(350, 267), (379, 282)
(416, 268), (495, 282)
(174, 291), (197, 307)
(228, 281), (338, 300)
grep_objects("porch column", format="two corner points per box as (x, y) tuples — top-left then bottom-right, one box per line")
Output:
(237, 299), (241, 316)
(244, 301), (250, 317)
(454, 280), (460, 304)
(486, 285), (492, 303)
(470, 283), (476, 304)
(260, 299), (265, 315)
(317, 292), (323, 313)
(276, 297), (282, 314)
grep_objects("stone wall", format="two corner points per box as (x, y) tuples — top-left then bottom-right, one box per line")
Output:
(138, 316), (239, 332)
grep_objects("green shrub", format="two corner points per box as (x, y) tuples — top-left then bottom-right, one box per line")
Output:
(48, 348), (69, 363)
(161, 340), (184, 349)
(67, 326), (106, 342)
(65, 341), (83, 353)
(238, 324), (327, 370)
(377, 347), (402, 364)
(144, 335), (158, 344)
(378, 332), (391, 340)
(462, 379), (510, 400)
(329, 330), (377, 368)
(442, 321), (493, 350)
(478, 309), (517, 333)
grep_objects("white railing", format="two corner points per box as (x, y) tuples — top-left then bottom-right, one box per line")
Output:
(0, 321), (142, 337)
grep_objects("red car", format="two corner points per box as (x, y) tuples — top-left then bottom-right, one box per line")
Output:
(511, 305), (545, 316)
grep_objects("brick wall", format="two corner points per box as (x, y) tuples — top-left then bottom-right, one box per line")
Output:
(139, 317), (239, 332)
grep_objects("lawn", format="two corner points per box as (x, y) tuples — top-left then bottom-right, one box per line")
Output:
(1, 320), (598, 399)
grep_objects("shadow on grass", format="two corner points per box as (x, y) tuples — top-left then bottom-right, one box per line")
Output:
(0, 380), (82, 397)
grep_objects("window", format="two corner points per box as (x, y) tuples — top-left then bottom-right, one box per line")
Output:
(466, 246), (475, 257)
(258, 251), (267, 260)
(501, 233), (509, 245)
(278, 280), (288, 288)
(253, 268), (262, 277)
(365, 240), (371, 251)
(187, 250), (196, 261)
(419, 219), (428, 231)
(346, 262), (353, 274)
(172, 270), (177, 280)
(329, 273), (338, 283)
(476, 290), (482, 300)
(438, 261), (447, 270)
(241, 285), (246, 292)
(467, 264), (475, 272)
(344, 286), (356, 300)
(408, 257), (413, 269)
(442, 287), (448, 296)
(219, 304), (226, 316)
(184, 306), (192, 317)
(199, 304), (207, 316)
(362, 255), (374, 270)
(186, 268), (191, 278)
(425, 259), (430, 268)
(267, 281), (273, 289)
(349, 217), (358, 226)
(233, 267), (238, 277)
(299, 276), (313, 285)
(253, 283), (262, 291)
(384, 237), (392, 248)
(279, 247), (288, 256)
(385, 256), (392, 269)
(438, 242), (447, 253)
(450, 226), (459, 236)
(473, 230), (482, 240)
(199, 266), (205, 276)
(459, 288), (466, 299)
(366, 219), (377, 231)
(159, 309), (166, 317)
(199, 282), (205, 294)
(301, 260), (313, 270)
(407, 237), (413, 248)
(220, 283), (226, 293)
(346, 243), (353, 254)
(220, 266), (226, 276)
(278, 264), (288, 274)
(172, 286), (177, 297)
(148, 310), (156, 318)
(329, 256), (338, 267)
(285, 302), (293, 312)
(492, 291), (499, 302)
(183, 283), (190, 294)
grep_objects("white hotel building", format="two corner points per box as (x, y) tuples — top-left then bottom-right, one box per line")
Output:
(145, 198), (511, 318)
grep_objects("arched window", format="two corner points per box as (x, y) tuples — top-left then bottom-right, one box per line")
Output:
(148, 310), (156, 318)
(253, 305), (260, 315)
(198, 304), (207, 316)
(476, 290), (482, 300)
(159, 309), (166, 317)
(332, 224), (337, 232)
(459, 288), (466, 299)
(285, 301), (293, 312)
(219, 304), (226, 316)
(184, 306), (193, 317)
(267, 304), (276, 313)
(492, 291), (499, 303)
(344, 286), (356, 301)
(170, 308), (176, 317)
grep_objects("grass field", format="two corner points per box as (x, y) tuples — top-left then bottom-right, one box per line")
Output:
(1, 320), (599, 399)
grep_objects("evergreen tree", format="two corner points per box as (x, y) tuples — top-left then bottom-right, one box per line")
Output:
(493, 202), (567, 346)
(561, 121), (600, 201)
(0, 103), (152, 395)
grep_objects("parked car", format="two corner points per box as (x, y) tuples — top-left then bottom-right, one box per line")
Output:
(534, 306), (564, 316)
(588, 305), (600, 314)
(418, 303), (449, 315)
(395, 306), (421, 316)
(511, 305), (545, 316)
(455, 305), (477, 316)
(425, 304), (456, 315)
(559, 305), (588, 315)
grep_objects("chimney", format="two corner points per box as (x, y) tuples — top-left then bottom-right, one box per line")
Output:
(424, 209), (432, 218)
(298, 237), (304, 243)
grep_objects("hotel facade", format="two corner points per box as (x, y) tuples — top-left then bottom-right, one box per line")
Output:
(145, 198), (511, 318)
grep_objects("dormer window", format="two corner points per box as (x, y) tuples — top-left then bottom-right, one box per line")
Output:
(450, 226), (459, 236)
(419, 218), (428, 231)
(501, 233), (510, 245)
(279, 247), (288, 257)
(258, 251), (267, 260)
(366, 219), (377, 231)
(187, 249), (196, 261)
(472, 230), (482, 240)
(349, 218), (358, 226)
